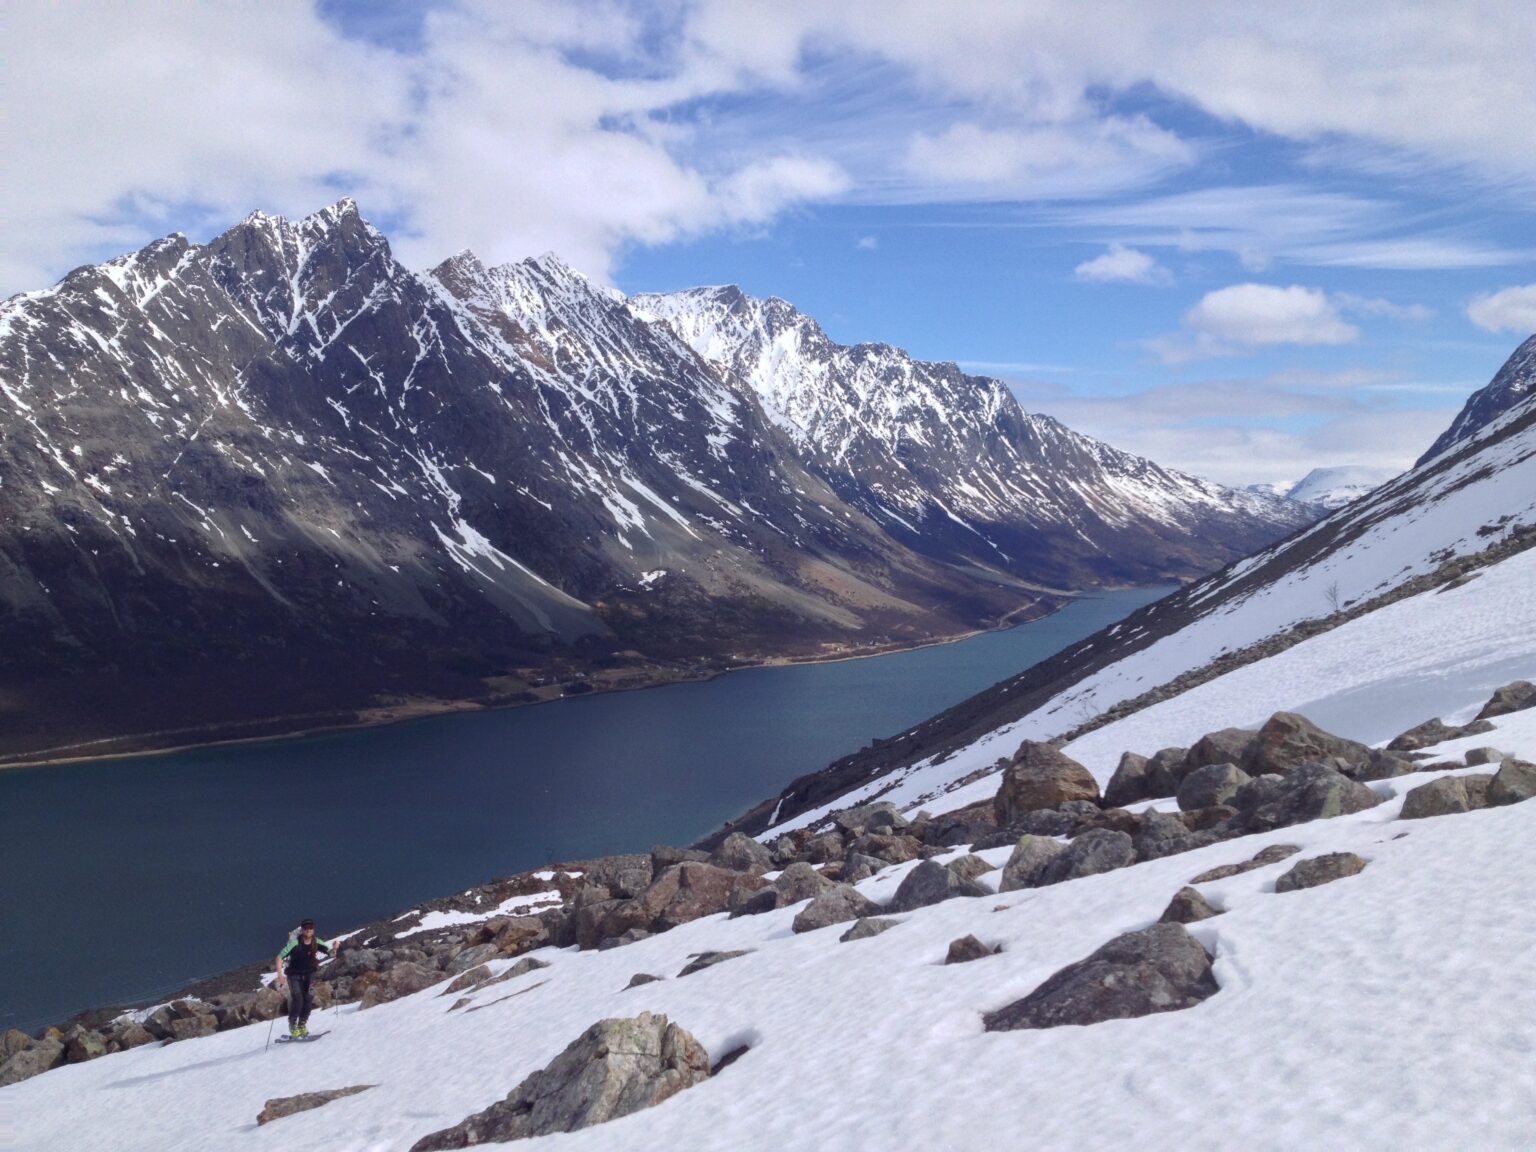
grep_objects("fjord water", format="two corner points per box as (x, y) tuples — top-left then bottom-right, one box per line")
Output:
(0, 587), (1167, 1033)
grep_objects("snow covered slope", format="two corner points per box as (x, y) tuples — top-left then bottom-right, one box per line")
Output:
(634, 285), (1312, 584)
(745, 354), (1536, 834)
(1282, 465), (1398, 509)
(8, 711), (1536, 1151)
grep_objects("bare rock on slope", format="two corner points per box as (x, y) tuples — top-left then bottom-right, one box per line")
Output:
(1477, 680), (1536, 720)
(994, 743), (1100, 825)
(1487, 759), (1536, 806)
(410, 1013), (709, 1149)
(259, 1085), (374, 1126)
(983, 923), (1218, 1032)
(1274, 852), (1368, 893)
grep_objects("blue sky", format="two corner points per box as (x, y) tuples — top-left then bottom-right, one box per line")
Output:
(8, 1), (1536, 485)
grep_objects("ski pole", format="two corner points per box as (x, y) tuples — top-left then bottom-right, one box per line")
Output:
(264, 1011), (277, 1054)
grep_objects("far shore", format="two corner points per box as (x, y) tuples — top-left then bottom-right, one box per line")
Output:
(0, 590), (1089, 773)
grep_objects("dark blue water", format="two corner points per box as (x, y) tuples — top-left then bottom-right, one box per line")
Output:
(0, 587), (1166, 1033)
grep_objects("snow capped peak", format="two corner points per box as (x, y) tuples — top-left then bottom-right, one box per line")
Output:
(1420, 332), (1536, 465)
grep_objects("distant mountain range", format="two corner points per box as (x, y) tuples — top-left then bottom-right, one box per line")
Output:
(0, 200), (1310, 762)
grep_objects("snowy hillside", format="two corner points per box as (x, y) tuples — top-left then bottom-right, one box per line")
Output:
(634, 285), (1311, 581)
(1283, 465), (1397, 509)
(740, 350), (1536, 836)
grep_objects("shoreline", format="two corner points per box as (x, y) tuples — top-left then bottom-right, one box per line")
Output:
(0, 592), (1079, 773)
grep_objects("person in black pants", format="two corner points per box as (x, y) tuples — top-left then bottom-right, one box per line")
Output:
(275, 918), (336, 1037)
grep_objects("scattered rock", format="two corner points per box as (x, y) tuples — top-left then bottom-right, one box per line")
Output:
(597, 928), (652, 951)
(1274, 852), (1368, 892)
(63, 1027), (107, 1064)
(446, 944), (501, 976)
(1134, 810), (1219, 861)
(1476, 680), (1536, 720)
(1, 1030), (33, 1060)
(650, 845), (709, 873)
(845, 832), (921, 865)
(710, 832), (773, 874)
(1040, 828), (1135, 885)
(583, 855), (654, 899)
(839, 852), (887, 884)
(945, 854), (994, 884)
(1463, 747), (1508, 766)
(1160, 887), (1220, 924)
(997, 836), (1069, 892)
(1247, 711), (1372, 775)
(994, 743), (1100, 825)
(490, 917), (548, 957)
(441, 965), (494, 997)
(1487, 759), (1536, 806)
(983, 923), (1218, 1032)
(1461, 773), (1495, 808)
(835, 801), (908, 836)
(1189, 843), (1302, 882)
(1186, 727), (1259, 772)
(839, 917), (897, 943)
(1145, 746), (1191, 798)
(114, 1023), (157, 1050)
(792, 885), (882, 933)
(1387, 717), (1494, 752)
(409, 1013), (710, 1149)
(886, 859), (988, 912)
(360, 961), (442, 1009)
(1103, 752), (1151, 807)
(1176, 762), (1251, 812)
(1400, 776), (1473, 819)
(944, 935), (997, 964)
(1235, 762), (1381, 831)
(676, 951), (751, 978)
(625, 974), (662, 990)
(805, 831), (846, 864)
(0, 1037), (65, 1086)
(258, 1085), (374, 1126)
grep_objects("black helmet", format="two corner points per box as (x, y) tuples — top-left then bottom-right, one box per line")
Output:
(300, 918), (315, 929)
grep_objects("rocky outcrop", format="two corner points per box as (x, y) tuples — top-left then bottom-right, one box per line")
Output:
(994, 743), (1100, 825)
(1159, 887), (1220, 924)
(0, 1036), (65, 1086)
(1274, 853), (1368, 893)
(983, 923), (1218, 1031)
(258, 1085), (374, 1126)
(409, 1013), (709, 1149)
(792, 886), (882, 933)
(1487, 759), (1536, 806)
(1476, 680), (1536, 720)
(886, 860), (988, 913)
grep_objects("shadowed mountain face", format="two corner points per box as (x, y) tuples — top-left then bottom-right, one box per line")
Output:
(0, 201), (1309, 761)
(1419, 333), (1536, 465)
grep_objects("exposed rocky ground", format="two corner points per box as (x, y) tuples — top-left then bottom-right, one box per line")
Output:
(9, 678), (1532, 1144)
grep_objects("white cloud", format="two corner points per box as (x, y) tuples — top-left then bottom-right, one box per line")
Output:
(1180, 284), (1359, 354)
(1074, 243), (1171, 285)
(857, 235), (879, 250)
(1466, 284), (1536, 334)
(1333, 294), (1434, 323)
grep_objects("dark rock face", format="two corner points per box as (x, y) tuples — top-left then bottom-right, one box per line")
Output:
(886, 860), (988, 913)
(1159, 887), (1220, 924)
(944, 935), (997, 964)
(258, 1085), (374, 1126)
(1274, 853), (1368, 893)
(994, 743), (1101, 824)
(1487, 759), (1536, 806)
(983, 923), (1218, 1032)
(409, 1013), (709, 1149)
(1477, 680), (1536, 720)
(1419, 334), (1536, 464)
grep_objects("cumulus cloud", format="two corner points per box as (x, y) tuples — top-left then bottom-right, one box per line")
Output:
(1466, 284), (1536, 334)
(857, 235), (879, 250)
(1151, 284), (1359, 362)
(1074, 243), (1172, 285)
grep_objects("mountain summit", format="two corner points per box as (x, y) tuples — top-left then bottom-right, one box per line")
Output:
(0, 202), (1309, 761)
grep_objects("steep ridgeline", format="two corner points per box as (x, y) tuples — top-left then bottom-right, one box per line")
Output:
(733, 340), (1536, 837)
(634, 286), (1312, 586)
(0, 201), (1304, 761)
(1419, 332), (1536, 465)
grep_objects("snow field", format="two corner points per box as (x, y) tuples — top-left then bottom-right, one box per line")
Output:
(10, 728), (1536, 1150)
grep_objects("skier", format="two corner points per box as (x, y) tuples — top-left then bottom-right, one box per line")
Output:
(274, 919), (336, 1038)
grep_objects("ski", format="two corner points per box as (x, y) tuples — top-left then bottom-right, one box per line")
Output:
(275, 1030), (330, 1043)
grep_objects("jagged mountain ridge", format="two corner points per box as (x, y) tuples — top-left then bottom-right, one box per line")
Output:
(1419, 332), (1536, 465)
(0, 200), (1306, 761)
(634, 285), (1309, 584)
